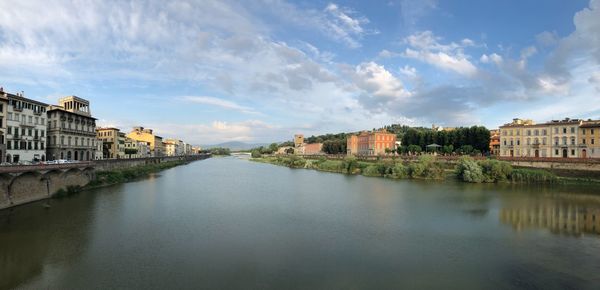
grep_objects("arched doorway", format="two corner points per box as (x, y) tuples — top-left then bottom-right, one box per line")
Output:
(60, 152), (64, 159)
(510, 150), (514, 157)
(67, 151), (72, 160)
(86, 151), (90, 160)
(535, 150), (539, 158)
(582, 149), (587, 158)
(74, 151), (78, 160)
(562, 149), (568, 158)
(41, 155), (45, 161)
(6, 154), (10, 163)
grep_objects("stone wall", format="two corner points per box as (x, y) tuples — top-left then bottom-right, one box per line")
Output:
(0, 154), (210, 210)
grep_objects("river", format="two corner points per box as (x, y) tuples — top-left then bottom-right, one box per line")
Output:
(1, 157), (600, 289)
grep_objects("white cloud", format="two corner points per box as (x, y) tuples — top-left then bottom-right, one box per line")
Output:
(401, 31), (478, 77)
(181, 96), (259, 114)
(480, 53), (503, 65)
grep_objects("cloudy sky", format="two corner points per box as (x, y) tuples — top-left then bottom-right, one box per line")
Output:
(1, 0), (599, 144)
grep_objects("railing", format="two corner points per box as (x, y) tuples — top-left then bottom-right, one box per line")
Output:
(498, 157), (600, 163)
(0, 162), (93, 174)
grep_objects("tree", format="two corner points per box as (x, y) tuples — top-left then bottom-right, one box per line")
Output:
(269, 143), (279, 153)
(251, 150), (262, 158)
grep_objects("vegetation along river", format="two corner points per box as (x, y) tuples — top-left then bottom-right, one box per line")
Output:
(1, 157), (600, 289)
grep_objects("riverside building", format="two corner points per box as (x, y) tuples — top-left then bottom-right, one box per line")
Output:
(4, 91), (48, 163)
(46, 96), (97, 161)
(347, 130), (396, 156)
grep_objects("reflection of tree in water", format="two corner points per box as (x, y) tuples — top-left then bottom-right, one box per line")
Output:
(0, 195), (95, 289)
(500, 195), (600, 236)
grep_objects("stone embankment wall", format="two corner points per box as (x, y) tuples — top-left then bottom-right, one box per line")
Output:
(0, 154), (210, 210)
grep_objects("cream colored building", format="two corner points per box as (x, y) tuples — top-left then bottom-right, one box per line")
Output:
(579, 121), (600, 158)
(0, 92), (7, 163)
(5, 91), (48, 163)
(124, 137), (150, 158)
(95, 139), (104, 160)
(46, 96), (97, 161)
(500, 118), (590, 158)
(547, 118), (583, 158)
(97, 127), (121, 159)
(127, 127), (163, 157)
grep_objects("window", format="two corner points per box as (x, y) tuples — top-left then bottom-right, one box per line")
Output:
(28, 116), (32, 124)
(563, 127), (567, 134)
(517, 140), (520, 145)
(527, 138), (530, 145)
(534, 130), (539, 136)
(562, 137), (567, 145)
(592, 129), (595, 134)
(571, 127), (575, 133)
(583, 139), (586, 144)
(592, 139), (595, 145)
(7, 141), (11, 150)
(7, 112), (12, 120)
(555, 149), (559, 155)
(583, 129), (587, 135)
(527, 130), (531, 136)
(7, 126), (11, 134)
(542, 129), (547, 135)
(571, 149), (575, 156)
(554, 128), (558, 134)
(571, 138), (575, 145)
(543, 138), (547, 145)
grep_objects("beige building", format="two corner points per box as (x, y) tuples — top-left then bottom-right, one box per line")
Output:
(580, 121), (600, 158)
(127, 127), (163, 157)
(499, 119), (551, 158)
(46, 96), (97, 161)
(124, 137), (150, 158)
(97, 127), (121, 159)
(163, 139), (179, 156)
(0, 92), (7, 163)
(547, 118), (583, 158)
(5, 91), (48, 163)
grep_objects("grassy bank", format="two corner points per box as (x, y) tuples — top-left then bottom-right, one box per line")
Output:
(252, 155), (587, 184)
(53, 160), (187, 198)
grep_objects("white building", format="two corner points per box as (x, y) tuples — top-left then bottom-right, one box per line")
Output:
(4, 91), (48, 163)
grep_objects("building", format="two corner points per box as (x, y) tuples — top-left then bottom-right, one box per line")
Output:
(299, 143), (323, 155)
(163, 139), (179, 156)
(580, 120), (600, 158)
(124, 137), (150, 158)
(117, 132), (126, 159)
(97, 127), (121, 159)
(347, 130), (396, 156)
(191, 146), (202, 154)
(95, 139), (104, 160)
(547, 118), (583, 158)
(4, 91), (48, 163)
(294, 134), (304, 148)
(127, 127), (163, 157)
(46, 96), (97, 161)
(346, 135), (358, 156)
(0, 93), (7, 163)
(489, 129), (500, 156)
(499, 118), (551, 158)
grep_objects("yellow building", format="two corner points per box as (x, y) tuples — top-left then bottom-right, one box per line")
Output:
(96, 127), (121, 159)
(499, 118), (551, 158)
(294, 134), (304, 148)
(126, 127), (164, 157)
(580, 121), (600, 158)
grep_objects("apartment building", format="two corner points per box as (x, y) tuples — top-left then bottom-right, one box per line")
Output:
(46, 96), (97, 161)
(127, 127), (163, 157)
(97, 127), (121, 159)
(4, 91), (48, 163)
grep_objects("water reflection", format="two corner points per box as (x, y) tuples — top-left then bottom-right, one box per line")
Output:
(500, 194), (600, 236)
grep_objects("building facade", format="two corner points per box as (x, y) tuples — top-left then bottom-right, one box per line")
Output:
(580, 121), (600, 158)
(489, 129), (500, 156)
(0, 93), (7, 163)
(163, 139), (178, 156)
(127, 127), (163, 157)
(95, 139), (104, 160)
(46, 96), (97, 161)
(294, 134), (304, 148)
(547, 118), (583, 158)
(4, 91), (48, 163)
(97, 127), (121, 159)
(347, 130), (396, 156)
(499, 119), (551, 158)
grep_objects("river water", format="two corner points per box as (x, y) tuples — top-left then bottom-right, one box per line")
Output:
(1, 157), (600, 289)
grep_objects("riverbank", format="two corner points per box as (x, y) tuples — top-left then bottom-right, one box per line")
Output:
(251, 155), (600, 184)
(53, 160), (188, 198)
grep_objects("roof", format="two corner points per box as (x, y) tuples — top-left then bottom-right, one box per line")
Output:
(3, 91), (49, 106)
(580, 122), (600, 128)
(47, 105), (98, 120)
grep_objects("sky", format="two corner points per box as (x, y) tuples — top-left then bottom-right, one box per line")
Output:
(0, 0), (599, 145)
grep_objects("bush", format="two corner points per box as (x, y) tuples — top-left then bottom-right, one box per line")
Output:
(388, 162), (409, 179)
(455, 156), (484, 183)
(341, 156), (360, 174)
(478, 159), (512, 182)
(510, 168), (557, 183)
(408, 155), (444, 179)
(362, 164), (383, 177)
(319, 160), (343, 172)
(251, 150), (262, 158)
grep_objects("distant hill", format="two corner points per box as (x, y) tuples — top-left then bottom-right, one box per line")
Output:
(201, 141), (269, 151)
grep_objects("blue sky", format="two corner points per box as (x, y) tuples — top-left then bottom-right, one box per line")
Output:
(1, 0), (599, 144)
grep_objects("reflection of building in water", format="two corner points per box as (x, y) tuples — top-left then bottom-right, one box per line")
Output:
(500, 204), (600, 236)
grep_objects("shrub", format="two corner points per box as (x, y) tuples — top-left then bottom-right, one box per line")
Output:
(455, 156), (484, 183)
(362, 164), (383, 177)
(478, 159), (512, 182)
(408, 155), (444, 179)
(388, 162), (409, 179)
(251, 150), (262, 158)
(318, 160), (343, 172)
(341, 156), (360, 174)
(510, 168), (557, 183)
